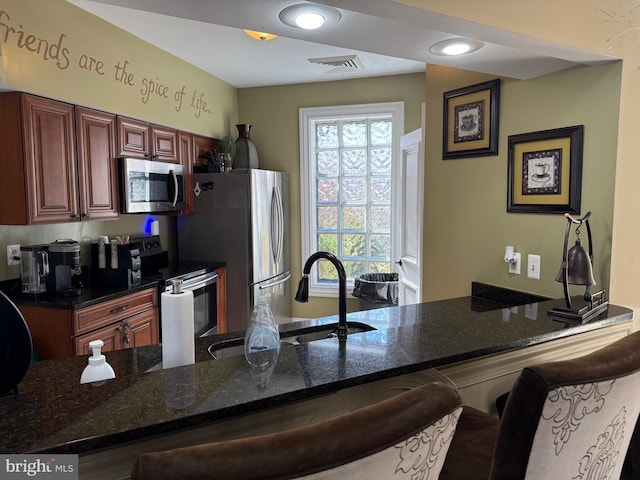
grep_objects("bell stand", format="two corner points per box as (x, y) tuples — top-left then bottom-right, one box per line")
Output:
(547, 212), (609, 324)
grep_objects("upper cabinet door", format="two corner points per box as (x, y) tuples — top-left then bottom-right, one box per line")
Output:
(117, 116), (150, 158)
(116, 116), (178, 162)
(76, 107), (119, 221)
(151, 124), (178, 163)
(21, 94), (79, 224)
(193, 134), (217, 168)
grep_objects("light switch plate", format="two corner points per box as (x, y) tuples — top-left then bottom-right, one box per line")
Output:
(528, 254), (541, 279)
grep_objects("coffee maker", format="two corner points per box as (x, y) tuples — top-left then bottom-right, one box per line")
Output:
(20, 245), (49, 294)
(46, 239), (82, 296)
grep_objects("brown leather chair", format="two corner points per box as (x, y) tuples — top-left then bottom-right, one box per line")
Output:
(440, 330), (640, 480)
(131, 381), (462, 480)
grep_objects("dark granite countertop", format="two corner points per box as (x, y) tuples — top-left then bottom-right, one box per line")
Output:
(2, 278), (160, 311)
(1, 261), (226, 311)
(0, 294), (632, 455)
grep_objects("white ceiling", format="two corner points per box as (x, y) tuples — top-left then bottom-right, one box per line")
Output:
(65, 1), (616, 88)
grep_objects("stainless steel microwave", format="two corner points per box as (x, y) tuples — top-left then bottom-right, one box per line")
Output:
(119, 157), (186, 214)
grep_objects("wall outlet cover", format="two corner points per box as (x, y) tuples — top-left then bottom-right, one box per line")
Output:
(7, 244), (21, 266)
(508, 252), (521, 274)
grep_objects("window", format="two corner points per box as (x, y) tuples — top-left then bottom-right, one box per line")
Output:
(299, 102), (404, 297)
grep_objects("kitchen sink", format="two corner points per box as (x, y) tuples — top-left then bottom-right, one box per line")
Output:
(292, 323), (375, 343)
(208, 338), (299, 360)
(208, 321), (376, 360)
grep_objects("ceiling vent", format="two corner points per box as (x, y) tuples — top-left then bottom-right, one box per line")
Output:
(308, 55), (365, 74)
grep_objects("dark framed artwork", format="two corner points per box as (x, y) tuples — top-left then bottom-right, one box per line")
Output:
(442, 79), (500, 159)
(507, 125), (584, 214)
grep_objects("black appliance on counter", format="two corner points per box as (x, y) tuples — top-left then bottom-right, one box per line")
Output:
(91, 242), (142, 288)
(126, 235), (219, 337)
(46, 239), (82, 297)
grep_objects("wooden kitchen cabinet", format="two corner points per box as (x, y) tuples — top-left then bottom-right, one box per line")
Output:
(75, 107), (120, 220)
(117, 116), (178, 163)
(216, 266), (227, 333)
(178, 131), (195, 215)
(75, 309), (158, 355)
(178, 131), (220, 215)
(0, 93), (119, 224)
(75, 320), (122, 355)
(0, 93), (77, 224)
(18, 288), (159, 360)
(193, 134), (218, 168)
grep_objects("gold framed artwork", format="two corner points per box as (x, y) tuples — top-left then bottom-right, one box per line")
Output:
(507, 125), (584, 214)
(442, 79), (500, 159)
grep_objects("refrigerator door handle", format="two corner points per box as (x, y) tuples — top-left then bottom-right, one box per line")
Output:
(255, 271), (291, 290)
(271, 185), (284, 265)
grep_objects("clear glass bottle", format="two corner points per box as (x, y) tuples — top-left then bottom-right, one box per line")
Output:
(244, 295), (280, 375)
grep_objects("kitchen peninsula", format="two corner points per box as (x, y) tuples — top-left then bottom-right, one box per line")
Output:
(0, 287), (633, 479)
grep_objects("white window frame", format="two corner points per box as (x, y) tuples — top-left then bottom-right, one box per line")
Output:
(299, 102), (404, 298)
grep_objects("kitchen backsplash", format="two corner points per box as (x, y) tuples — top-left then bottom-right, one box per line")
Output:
(0, 216), (175, 282)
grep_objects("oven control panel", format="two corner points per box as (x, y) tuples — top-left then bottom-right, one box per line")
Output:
(128, 235), (163, 257)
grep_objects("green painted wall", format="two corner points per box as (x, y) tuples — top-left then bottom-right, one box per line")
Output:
(236, 73), (426, 318)
(0, 0), (237, 136)
(237, 63), (621, 319)
(423, 63), (621, 301)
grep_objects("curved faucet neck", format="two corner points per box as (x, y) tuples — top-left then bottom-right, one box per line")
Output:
(300, 252), (348, 341)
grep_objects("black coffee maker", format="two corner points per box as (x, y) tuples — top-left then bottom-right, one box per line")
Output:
(46, 239), (82, 296)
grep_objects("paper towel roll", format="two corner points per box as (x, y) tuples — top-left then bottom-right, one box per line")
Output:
(150, 219), (160, 236)
(161, 289), (195, 369)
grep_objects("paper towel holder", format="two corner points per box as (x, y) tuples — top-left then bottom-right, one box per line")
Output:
(170, 279), (183, 294)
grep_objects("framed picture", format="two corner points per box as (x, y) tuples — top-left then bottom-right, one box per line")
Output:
(507, 125), (584, 214)
(442, 79), (500, 159)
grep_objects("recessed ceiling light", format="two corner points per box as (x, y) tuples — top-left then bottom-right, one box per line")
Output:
(430, 38), (484, 56)
(279, 4), (341, 30)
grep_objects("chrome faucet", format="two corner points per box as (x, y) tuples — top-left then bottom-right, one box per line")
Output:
(295, 251), (348, 342)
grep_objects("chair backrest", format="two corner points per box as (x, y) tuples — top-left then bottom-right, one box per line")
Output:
(491, 330), (640, 480)
(131, 381), (462, 480)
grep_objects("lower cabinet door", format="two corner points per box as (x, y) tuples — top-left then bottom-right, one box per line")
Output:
(124, 309), (159, 349)
(75, 323), (123, 356)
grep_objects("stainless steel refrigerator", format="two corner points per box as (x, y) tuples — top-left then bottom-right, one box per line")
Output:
(177, 169), (290, 332)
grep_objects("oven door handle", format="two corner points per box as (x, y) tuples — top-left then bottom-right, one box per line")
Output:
(257, 271), (291, 290)
(169, 272), (218, 292)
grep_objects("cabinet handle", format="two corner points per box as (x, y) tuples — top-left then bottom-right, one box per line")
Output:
(123, 322), (131, 344)
(118, 322), (131, 344)
(110, 305), (130, 314)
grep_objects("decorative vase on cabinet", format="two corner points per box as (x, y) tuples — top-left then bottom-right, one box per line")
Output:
(233, 124), (259, 169)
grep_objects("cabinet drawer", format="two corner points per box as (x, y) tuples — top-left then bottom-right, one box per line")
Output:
(74, 288), (157, 336)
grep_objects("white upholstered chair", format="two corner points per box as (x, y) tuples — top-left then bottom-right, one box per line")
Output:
(131, 381), (462, 480)
(440, 330), (640, 480)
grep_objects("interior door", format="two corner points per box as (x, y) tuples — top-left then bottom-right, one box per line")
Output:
(395, 128), (424, 305)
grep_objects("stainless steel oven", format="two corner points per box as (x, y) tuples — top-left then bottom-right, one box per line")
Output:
(164, 268), (218, 337)
(128, 235), (218, 338)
